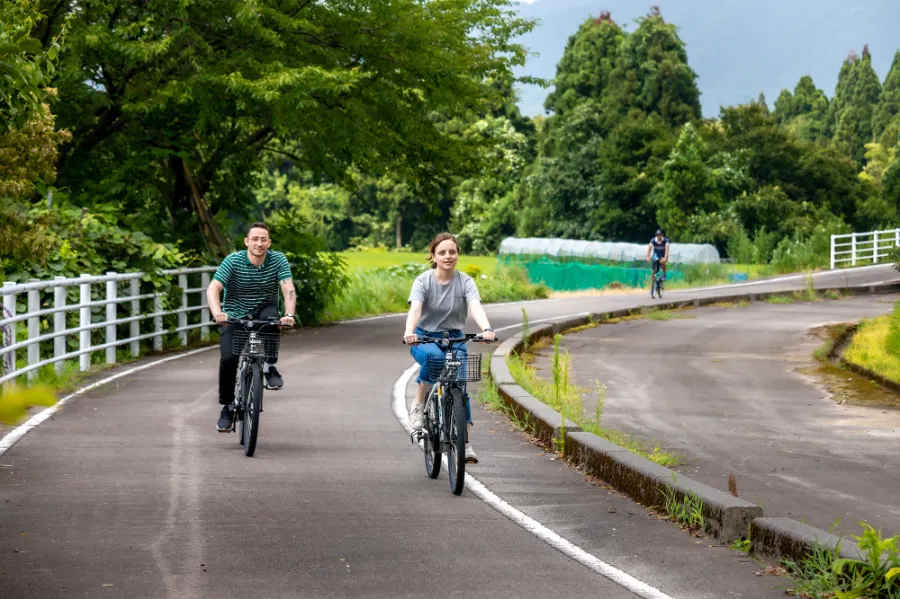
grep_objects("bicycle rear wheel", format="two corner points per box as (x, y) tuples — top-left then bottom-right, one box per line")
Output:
(241, 362), (263, 457)
(447, 388), (467, 495)
(424, 394), (442, 479)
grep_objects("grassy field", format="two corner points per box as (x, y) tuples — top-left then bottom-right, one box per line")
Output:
(334, 249), (499, 275)
(843, 303), (900, 385)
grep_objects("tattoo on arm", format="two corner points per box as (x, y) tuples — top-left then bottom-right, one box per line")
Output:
(287, 289), (296, 300)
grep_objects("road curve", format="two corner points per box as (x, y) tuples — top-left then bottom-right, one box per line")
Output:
(0, 264), (895, 599)
(533, 293), (900, 541)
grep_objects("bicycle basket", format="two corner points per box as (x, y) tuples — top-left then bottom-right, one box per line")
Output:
(232, 328), (280, 359)
(425, 354), (482, 383)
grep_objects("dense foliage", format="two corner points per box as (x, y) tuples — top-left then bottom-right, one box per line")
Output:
(2, 3), (899, 316)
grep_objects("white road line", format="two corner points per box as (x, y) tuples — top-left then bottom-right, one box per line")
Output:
(0, 347), (216, 457)
(391, 364), (677, 599)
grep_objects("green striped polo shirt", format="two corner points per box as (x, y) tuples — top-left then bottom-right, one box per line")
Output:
(213, 250), (293, 318)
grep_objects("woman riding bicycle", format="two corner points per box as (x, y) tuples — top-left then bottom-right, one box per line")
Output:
(403, 232), (496, 464)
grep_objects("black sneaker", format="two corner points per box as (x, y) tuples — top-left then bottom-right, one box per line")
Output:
(217, 405), (234, 432)
(265, 366), (283, 390)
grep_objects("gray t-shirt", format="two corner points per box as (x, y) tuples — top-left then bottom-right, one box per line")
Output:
(408, 270), (481, 332)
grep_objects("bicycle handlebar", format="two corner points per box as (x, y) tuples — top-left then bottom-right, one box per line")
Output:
(403, 333), (498, 346)
(225, 317), (292, 328)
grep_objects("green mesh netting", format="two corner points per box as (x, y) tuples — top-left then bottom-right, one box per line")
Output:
(508, 259), (684, 292)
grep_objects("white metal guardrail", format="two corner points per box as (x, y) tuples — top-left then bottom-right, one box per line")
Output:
(0, 267), (217, 385)
(830, 228), (900, 269)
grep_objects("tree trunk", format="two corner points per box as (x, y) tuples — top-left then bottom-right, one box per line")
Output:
(395, 214), (403, 249)
(180, 159), (232, 258)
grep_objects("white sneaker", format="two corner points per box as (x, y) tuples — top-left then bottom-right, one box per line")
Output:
(409, 404), (424, 430)
(465, 443), (479, 464)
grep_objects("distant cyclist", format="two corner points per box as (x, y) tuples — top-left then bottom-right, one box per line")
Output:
(206, 222), (296, 433)
(646, 229), (670, 282)
(403, 232), (496, 464)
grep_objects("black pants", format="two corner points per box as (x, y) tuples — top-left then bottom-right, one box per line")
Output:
(218, 304), (280, 405)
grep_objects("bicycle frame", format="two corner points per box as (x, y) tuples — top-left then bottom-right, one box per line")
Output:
(421, 341), (467, 451)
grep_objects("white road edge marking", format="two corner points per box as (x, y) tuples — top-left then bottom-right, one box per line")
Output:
(391, 323), (677, 599)
(0, 346), (216, 457)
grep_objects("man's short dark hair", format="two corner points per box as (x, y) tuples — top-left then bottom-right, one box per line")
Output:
(247, 222), (270, 237)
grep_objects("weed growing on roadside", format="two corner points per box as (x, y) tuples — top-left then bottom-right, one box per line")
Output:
(521, 308), (531, 351)
(593, 379), (607, 427)
(659, 479), (707, 534)
(804, 272), (820, 302)
(784, 523), (900, 599)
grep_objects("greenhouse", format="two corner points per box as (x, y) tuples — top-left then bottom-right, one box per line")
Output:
(497, 237), (721, 264)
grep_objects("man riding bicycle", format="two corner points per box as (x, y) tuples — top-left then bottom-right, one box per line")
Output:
(646, 229), (670, 281)
(206, 222), (296, 432)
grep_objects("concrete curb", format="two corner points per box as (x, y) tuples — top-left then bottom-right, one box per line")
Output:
(487, 279), (899, 562)
(751, 518), (865, 562)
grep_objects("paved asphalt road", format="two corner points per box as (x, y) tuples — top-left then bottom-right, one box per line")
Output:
(0, 264), (895, 598)
(533, 293), (900, 540)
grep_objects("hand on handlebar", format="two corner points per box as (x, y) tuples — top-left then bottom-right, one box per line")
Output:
(403, 332), (419, 345)
(213, 312), (229, 324)
(280, 316), (295, 327)
(481, 329), (496, 342)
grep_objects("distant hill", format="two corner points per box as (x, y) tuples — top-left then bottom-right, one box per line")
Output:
(512, 0), (898, 118)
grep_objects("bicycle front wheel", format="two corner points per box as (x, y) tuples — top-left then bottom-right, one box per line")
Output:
(447, 388), (467, 495)
(241, 362), (263, 457)
(424, 395), (442, 479)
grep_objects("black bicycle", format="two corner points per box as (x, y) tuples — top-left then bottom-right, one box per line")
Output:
(650, 257), (665, 299)
(227, 317), (289, 457)
(405, 333), (497, 495)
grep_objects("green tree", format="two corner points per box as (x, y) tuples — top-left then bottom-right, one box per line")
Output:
(543, 11), (625, 117)
(37, 0), (534, 255)
(0, 0), (66, 133)
(654, 122), (722, 236)
(522, 7), (699, 242)
(874, 51), (900, 147)
(603, 7), (701, 129)
(830, 46), (882, 164)
(773, 75), (829, 143)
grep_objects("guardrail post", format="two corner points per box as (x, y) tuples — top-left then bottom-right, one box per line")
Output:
(153, 293), (163, 352)
(54, 277), (66, 374)
(830, 234), (836, 270)
(106, 273), (117, 364)
(200, 272), (210, 341)
(178, 274), (188, 346)
(130, 279), (140, 357)
(27, 282), (40, 381)
(2, 282), (16, 380)
(851, 233), (857, 266)
(80, 274), (91, 371)
(873, 231), (879, 263)
(895, 228), (899, 250)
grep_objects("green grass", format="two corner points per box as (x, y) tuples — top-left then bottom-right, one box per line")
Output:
(323, 263), (548, 322)
(783, 523), (900, 599)
(844, 304), (900, 386)
(505, 345), (680, 467)
(334, 248), (499, 275)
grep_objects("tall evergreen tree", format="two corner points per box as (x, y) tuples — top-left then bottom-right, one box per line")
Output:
(521, 7), (701, 242)
(831, 46), (882, 164)
(543, 12), (625, 117)
(874, 51), (900, 148)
